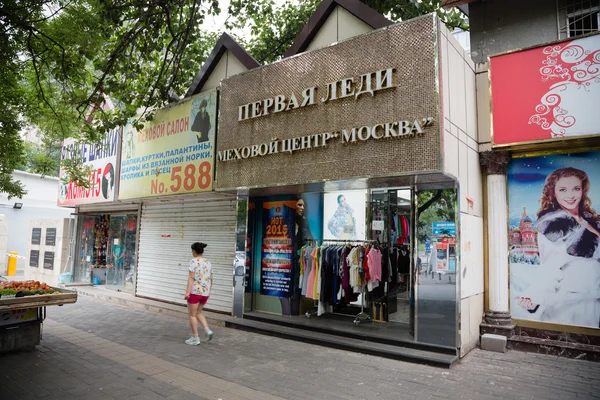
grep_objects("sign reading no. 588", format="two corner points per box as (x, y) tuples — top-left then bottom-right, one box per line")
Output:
(150, 161), (211, 195)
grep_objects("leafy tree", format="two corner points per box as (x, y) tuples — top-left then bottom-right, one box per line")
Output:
(1, 0), (220, 198)
(227, 0), (468, 64)
(15, 141), (61, 177)
(1, 0), (467, 199)
(416, 189), (457, 243)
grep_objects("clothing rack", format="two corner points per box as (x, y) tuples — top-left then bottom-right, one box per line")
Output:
(304, 239), (379, 244)
(302, 239), (377, 325)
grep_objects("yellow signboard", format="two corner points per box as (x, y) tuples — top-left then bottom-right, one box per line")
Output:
(119, 91), (216, 199)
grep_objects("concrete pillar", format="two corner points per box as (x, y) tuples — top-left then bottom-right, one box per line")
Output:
(480, 151), (514, 337)
(487, 174), (509, 314)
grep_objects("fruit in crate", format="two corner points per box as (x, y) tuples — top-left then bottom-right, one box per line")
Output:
(0, 280), (53, 293)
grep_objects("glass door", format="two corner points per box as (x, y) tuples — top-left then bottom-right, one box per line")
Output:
(106, 214), (137, 293)
(370, 188), (413, 327)
(74, 215), (97, 283)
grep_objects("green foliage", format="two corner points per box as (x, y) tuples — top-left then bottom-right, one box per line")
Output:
(363, 0), (468, 31)
(416, 189), (457, 243)
(227, 0), (468, 64)
(226, 0), (321, 64)
(15, 141), (61, 177)
(1, 0), (467, 198)
(1, 0), (220, 197)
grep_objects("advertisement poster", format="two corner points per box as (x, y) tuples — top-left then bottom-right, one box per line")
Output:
(119, 91), (216, 199)
(508, 151), (600, 328)
(261, 201), (296, 297)
(323, 190), (366, 241)
(491, 35), (600, 146)
(58, 127), (120, 206)
(256, 193), (323, 299)
(435, 237), (456, 271)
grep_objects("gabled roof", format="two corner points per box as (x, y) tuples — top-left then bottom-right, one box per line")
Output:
(185, 33), (260, 98)
(441, 0), (477, 7)
(284, 0), (392, 58)
(441, 0), (474, 15)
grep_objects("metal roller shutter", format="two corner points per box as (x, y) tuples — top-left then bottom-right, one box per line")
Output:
(136, 193), (237, 313)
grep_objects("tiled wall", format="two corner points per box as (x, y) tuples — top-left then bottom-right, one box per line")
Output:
(439, 24), (485, 355)
(25, 218), (69, 287)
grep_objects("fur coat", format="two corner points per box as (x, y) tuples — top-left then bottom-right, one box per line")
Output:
(533, 209), (600, 328)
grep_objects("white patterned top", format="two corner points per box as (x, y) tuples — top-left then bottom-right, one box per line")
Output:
(188, 257), (212, 296)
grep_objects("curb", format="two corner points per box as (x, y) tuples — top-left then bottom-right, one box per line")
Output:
(74, 288), (229, 327)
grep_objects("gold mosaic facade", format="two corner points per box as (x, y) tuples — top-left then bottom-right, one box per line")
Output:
(216, 15), (441, 190)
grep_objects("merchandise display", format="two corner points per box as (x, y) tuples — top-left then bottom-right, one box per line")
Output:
(74, 213), (138, 291)
(0, 280), (62, 298)
(300, 240), (411, 323)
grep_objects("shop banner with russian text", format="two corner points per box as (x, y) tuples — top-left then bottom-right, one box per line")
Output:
(119, 91), (216, 199)
(58, 127), (120, 206)
(260, 201), (296, 297)
(508, 151), (600, 329)
(491, 35), (600, 146)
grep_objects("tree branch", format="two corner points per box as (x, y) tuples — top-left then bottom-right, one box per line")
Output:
(417, 191), (443, 216)
(77, 7), (160, 116)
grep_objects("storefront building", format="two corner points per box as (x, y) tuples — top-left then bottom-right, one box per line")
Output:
(58, 36), (259, 312)
(215, 0), (484, 362)
(120, 32), (261, 313)
(481, 32), (600, 356)
(446, 0), (600, 358)
(58, 126), (142, 293)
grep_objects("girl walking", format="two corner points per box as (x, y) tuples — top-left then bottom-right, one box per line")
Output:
(184, 242), (214, 345)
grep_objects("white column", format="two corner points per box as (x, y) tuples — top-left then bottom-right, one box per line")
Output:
(487, 174), (509, 314)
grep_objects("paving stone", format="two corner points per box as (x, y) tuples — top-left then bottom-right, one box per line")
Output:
(2, 297), (599, 400)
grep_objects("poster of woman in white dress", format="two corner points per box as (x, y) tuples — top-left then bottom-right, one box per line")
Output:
(508, 151), (600, 329)
(323, 190), (366, 241)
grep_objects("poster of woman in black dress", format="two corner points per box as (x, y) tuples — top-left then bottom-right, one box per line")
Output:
(191, 98), (211, 143)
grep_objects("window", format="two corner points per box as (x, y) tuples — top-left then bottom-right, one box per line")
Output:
(559, 0), (600, 38)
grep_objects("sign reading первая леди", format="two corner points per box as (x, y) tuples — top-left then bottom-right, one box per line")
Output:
(218, 67), (434, 162)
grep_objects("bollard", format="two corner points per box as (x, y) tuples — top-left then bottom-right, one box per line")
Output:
(449, 275), (452, 283)
(7, 251), (17, 276)
(438, 272), (441, 280)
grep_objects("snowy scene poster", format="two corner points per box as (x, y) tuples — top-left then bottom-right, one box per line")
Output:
(508, 151), (600, 328)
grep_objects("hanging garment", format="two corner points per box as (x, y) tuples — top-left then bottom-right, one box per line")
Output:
(366, 247), (381, 292)
(308, 246), (319, 300)
(381, 247), (390, 283)
(301, 246), (313, 296)
(317, 246), (327, 316)
(398, 246), (410, 274)
(363, 246), (371, 282)
(347, 247), (361, 294)
(298, 245), (306, 291)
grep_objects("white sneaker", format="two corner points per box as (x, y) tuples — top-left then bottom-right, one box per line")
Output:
(185, 336), (200, 346)
(206, 330), (214, 341)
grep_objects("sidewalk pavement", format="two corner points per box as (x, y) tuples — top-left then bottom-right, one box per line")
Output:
(0, 296), (599, 400)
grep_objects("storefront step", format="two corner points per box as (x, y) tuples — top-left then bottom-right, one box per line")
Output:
(242, 311), (456, 356)
(225, 318), (458, 368)
(73, 286), (230, 327)
(507, 335), (600, 362)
